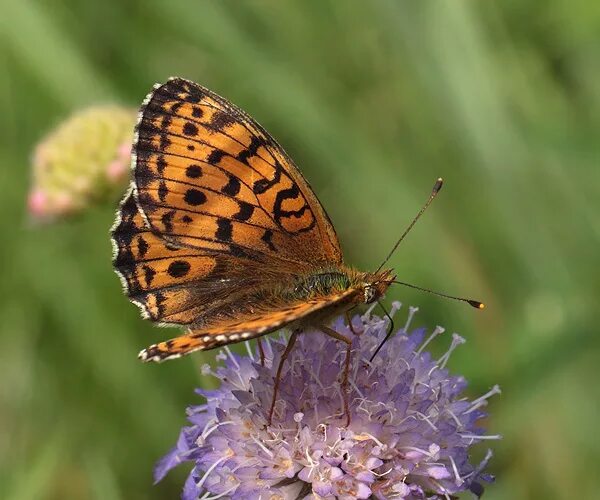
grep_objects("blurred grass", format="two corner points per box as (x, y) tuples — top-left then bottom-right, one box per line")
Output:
(1, 0), (599, 498)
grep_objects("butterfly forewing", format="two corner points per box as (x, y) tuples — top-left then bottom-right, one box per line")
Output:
(133, 78), (342, 268)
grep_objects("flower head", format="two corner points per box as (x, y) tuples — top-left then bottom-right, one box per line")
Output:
(28, 105), (136, 222)
(157, 304), (500, 499)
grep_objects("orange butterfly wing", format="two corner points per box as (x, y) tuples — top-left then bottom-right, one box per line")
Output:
(112, 78), (351, 359)
(139, 289), (359, 362)
(133, 77), (342, 268)
(113, 188), (227, 325)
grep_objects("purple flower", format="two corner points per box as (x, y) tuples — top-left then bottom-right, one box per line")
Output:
(156, 304), (500, 499)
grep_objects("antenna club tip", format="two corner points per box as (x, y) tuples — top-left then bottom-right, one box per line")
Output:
(468, 300), (485, 310)
(433, 178), (443, 194)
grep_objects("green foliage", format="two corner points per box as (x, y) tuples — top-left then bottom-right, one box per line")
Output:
(1, 1), (598, 498)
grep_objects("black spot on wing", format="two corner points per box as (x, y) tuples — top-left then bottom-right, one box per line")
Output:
(154, 291), (167, 317)
(161, 210), (176, 232)
(184, 189), (207, 206)
(216, 219), (233, 242)
(167, 260), (191, 278)
(206, 149), (225, 164)
(272, 183), (315, 233)
(137, 236), (149, 258)
(143, 265), (156, 286)
(156, 155), (167, 174)
(233, 201), (254, 221)
(222, 176), (241, 196)
(210, 111), (236, 130)
(183, 122), (198, 136)
(237, 135), (265, 164)
(161, 114), (172, 129)
(186, 165), (202, 178)
(159, 134), (171, 150)
(158, 181), (168, 202)
(253, 159), (283, 194)
(261, 230), (276, 251)
(229, 244), (255, 260)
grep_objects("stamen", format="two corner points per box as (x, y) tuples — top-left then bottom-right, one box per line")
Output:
(364, 302), (379, 319)
(200, 485), (238, 500)
(444, 408), (463, 428)
(448, 455), (464, 486)
(466, 385), (501, 414)
(199, 418), (217, 441)
(437, 333), (466, 369)
(400, 445), (438, 459)
(403, 306), (419, 332)
(415, 411), (438, 431)
(416, 326), (445, 355)
(372, 467), (394, 477)
(224, 346), (240, 369)
(201, 421), (235, 441)
(389, 301), (402, 319)
(463, 449), (494, 480)
(459, 434), (502, 441)
(196, 453), (231, 491)
(352, 432), (385, 448)
(251, 435), (274, 457)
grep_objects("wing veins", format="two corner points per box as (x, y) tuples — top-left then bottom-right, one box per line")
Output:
(136, 124), (280, 181)
(138, 175), (262, 211)
(151, 90), (272, 150)
(141, 103), (280, 170)
(137, 164), (260, 205)
(113, 252), (210, 266)
(141, 197), (286, 235)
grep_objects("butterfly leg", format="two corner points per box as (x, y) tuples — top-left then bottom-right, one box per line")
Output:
(345, 310), (360, 336)
(268, 329), (300, 426)
(257, 338), (266, 366)
(319, 325), (352, 427)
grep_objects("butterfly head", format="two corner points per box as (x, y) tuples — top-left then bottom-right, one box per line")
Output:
(361, 269), (395, 304)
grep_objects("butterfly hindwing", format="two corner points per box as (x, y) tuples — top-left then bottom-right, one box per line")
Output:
(112, 188), (223, 324)
(139, 289), (358, 362)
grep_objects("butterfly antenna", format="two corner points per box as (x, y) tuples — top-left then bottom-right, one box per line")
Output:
(391, 280), (485, 309)
(375, 178), (444, 273)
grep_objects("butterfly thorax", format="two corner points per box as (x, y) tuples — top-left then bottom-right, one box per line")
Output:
(279, 266), (395, 306)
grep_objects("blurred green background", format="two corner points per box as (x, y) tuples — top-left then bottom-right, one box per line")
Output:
(1, 1), (599, 499)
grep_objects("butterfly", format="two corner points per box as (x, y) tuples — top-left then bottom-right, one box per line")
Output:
(111, 78), (487, 424)
(111, 78), (481, 365)
(111, 78), (398, 363)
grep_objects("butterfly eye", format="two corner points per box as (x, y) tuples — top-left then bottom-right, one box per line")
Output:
(363, 284), (377, 304)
